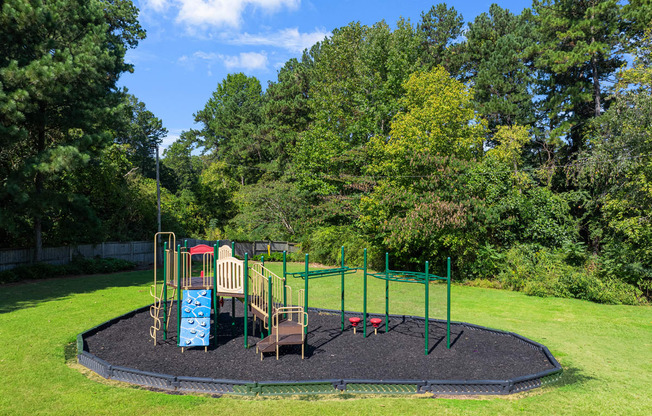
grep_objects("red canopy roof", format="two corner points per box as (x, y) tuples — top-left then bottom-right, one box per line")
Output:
(189, 244), (213, 255)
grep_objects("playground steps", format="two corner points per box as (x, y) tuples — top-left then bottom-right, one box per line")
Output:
(256, 319), (304, 359)
(250, 305), (280, 322)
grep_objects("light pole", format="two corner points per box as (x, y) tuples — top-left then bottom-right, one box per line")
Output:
(156, 142), (161, 234)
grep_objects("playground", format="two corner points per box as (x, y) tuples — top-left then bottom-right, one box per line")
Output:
(84, 299), (556, 383)
(74, 233), (561, 395)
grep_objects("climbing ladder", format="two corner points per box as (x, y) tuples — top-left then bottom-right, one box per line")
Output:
(150, 233), (176, 345)
(250, 262), (307, 360)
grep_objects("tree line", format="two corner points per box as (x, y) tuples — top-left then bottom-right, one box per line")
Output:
(1, 0), (651, 304)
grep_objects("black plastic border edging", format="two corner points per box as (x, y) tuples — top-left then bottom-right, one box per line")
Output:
(77, 305), (563, 396)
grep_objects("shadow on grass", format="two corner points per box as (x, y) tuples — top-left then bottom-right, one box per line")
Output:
(555, 365), (593, 389)
(0, 269), (152, 314)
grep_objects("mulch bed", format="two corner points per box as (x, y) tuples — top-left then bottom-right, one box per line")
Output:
(84, 299), (555, 382)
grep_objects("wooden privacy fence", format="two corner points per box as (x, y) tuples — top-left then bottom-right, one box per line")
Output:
(0, 239), (298, 272)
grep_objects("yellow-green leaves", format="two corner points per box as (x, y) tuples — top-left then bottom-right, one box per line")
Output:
(370, 66), (486, 178)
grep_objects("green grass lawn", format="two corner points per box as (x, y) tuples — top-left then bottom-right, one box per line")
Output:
(0, 262), (650, 415)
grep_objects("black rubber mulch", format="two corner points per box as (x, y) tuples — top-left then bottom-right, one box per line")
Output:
(84, 299), (555, 382)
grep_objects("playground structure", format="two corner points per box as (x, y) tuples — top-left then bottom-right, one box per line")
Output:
(150, 233), (451, 359)
(78, 235), (563, 397)
(150, 232), (306, 359)
(285, 247), (451, 354)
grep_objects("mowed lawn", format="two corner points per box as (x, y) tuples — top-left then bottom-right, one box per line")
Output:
(0, 262), (650, 415)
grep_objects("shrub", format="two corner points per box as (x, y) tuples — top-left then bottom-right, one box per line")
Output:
(495, 244), (643, 305)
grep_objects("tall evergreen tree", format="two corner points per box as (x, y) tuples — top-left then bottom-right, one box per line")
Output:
(0, 0), (144, 258)
(193, 73), (264, 185)
(114, 93), (167, 179)
(462, 4), (536, 133)
(417, 3), (465, 74)
(528, 0), (624, 155)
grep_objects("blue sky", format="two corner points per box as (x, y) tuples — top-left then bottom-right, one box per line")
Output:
(121, 0), (532, 152)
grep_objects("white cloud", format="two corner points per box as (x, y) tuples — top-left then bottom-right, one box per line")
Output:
(230, 51), (268, 70)
(228, 27), (330, 53)
(192, 51), (268, 71)
(142, 0), (170, 12)
(154, 0), (301, 29)
(159, 129), (182, 154)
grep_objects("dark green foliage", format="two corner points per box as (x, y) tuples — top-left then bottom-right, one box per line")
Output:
(193, 73), (265, 185)
(226, 179), (303, 241)
(0, 0), (144, 257)
(461, 4), (536, 131)
(418, 3), (465, 74)
(0, 256), (136, 285)
(113, 93), (168, 179)
(528, 0), (625, 153)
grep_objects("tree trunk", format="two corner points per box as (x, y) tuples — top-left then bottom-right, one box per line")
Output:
(34, 105), (46, 263)
(591, 28), (601, 116)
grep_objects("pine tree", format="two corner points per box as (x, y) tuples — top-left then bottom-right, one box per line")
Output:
(528, 0), (623, 154)
(0, 0), (144, 257)
(462, 4), (536, 133)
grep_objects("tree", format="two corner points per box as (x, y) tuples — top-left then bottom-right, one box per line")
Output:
(0, 0), (144, 258)
(528, 0), (624, 154)
(161, 131), (203, 194)
(195, 161), (238, 233)
(113, 93), (167, 179)
(293, 20), (420, 195)
(617, 27), (652, 93)
(260, 57), (314, 172)
(417, 3), (465, 74)
(574, 91), (652, 297)
(461, 4), (536, 132)
(361, 67), (486, 267)
(367, 67), (485, 179)
(226, 180), (303, 241)
(193, 73), (264, 185)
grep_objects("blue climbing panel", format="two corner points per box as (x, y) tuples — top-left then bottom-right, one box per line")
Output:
(180, 317), (210, 347)
(179, 289), (212, 347)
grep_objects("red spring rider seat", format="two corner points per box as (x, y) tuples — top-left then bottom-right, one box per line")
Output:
(370, 318), (382, 334)
(349, 317), (361, 334)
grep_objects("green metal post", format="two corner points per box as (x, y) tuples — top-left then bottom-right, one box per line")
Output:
(231, 295), (236, 334)
(244, 253), (249, 349)
(340, 246), (345, 332)
(447, 257), (451, 349)
(184, 240), (188, 249)
(304, 253), (309, 336)
(163, 242), (168, 340)
(268, 265), (273, 336)
(261, 255), (265, 268)
(363, 248), (367, 338)
(213, 244), (218, 338)
(425, 260), (429, 355)
(176, 244), (181, 343)
(385, 252), (389, 333)
(282, 251), (287, 308)
(231, 241), (235, 257)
